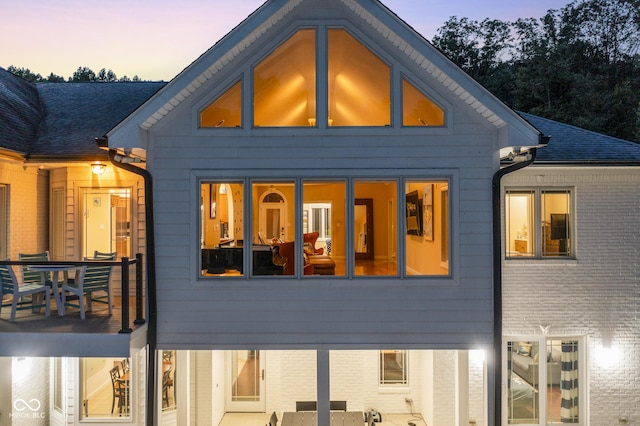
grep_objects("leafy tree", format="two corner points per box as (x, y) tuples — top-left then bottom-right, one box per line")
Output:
(46, 73), (65, 82)
(97, 68), (118, 82)
(70, 66), (97, 82)
(433, 0), (640, 142)
(7, 66), (43, 82)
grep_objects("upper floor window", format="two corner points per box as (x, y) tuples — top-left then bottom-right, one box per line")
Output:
(505, 189), (572, 258)
(199, 28), (444, 128)
(199, 178), (450, 278)
(200, 80), (242, 127)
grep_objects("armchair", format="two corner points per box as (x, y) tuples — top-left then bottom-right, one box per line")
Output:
(276, 241), (314, 275)
(0, 263), (50, 322)
(303, 233), (336, 275)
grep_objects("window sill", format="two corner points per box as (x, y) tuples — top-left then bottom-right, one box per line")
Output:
(377, 386), (410, 394)
(505, 257), (578, 266)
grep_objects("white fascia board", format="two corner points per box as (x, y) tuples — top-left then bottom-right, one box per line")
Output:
(343, 0), (541, 149)
(107, 0), (301, 150)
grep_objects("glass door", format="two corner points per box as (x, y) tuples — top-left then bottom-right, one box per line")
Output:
(226, 350), (266, 412)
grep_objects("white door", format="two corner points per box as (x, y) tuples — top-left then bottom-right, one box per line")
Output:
(226, 350), (266, 412)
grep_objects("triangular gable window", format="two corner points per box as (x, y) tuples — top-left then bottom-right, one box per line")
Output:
(254, 29), (316, 127)
(202, 28), (444, 128)
(402, 79), (444, 127)
(327, 29), (390, 127)
(201, 80), (242, 127)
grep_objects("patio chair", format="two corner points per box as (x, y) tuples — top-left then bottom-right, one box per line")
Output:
(0, 263), (50, 322)
(109, 365), (129, 414)
(61, 258), (114, 319)
(18, 251), (50, 284)
(296, 401), (317, 411)
(162, 365), (174, 407)
(330, 400), (347, 411)
(266, 411), (278, 426)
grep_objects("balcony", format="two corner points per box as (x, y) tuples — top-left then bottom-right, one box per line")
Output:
(0, 255), (147, 357)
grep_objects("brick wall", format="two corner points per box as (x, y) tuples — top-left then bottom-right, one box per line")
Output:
(502, 167), (640, 425)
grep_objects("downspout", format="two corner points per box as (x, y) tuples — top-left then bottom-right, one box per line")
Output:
(491, 146), (538, 426)
(102, 144), (158, 426)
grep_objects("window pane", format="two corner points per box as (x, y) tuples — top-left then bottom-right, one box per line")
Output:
(505, 191), (535, 257)
(379, 350), (407, 385)
(542, 191), (571, 257)
(82, 188), (130, 259)
(507, 341), (540, 424)
(201, 182), (244, 277)
(200, 80), (242, 128)
(254, 30), (316, 127)
(328, 29), (390, 126)
(402, 79), (444, 126)
(354, 181), (397, 276)
(405, 181), (449, 275)
(303, 181), (346, 276)
(253, 182), (295, 275)
(546, 340), (579, 423)
(161, 350), (177, 411)
(80, 357), (130, 419)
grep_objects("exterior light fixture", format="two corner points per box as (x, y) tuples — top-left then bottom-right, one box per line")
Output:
(91, 163), (106, 175)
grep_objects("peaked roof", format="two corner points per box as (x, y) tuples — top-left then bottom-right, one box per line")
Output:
(519, 112), (640, 164)
(106, 0), (541, 151)
(0, 67), (165, 162)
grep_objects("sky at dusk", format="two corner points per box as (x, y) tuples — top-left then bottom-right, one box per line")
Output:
(1, 0), (572, 82)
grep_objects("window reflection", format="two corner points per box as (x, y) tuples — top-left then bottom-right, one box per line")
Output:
(328, 29), (390, 126)
(254, 30), (316, 127)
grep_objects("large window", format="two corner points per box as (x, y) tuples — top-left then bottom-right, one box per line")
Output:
(506, 338), (582, 425)
(200, 27), (443, 128)
(200, 178), (449, 278)
(505, 189), (572, 258)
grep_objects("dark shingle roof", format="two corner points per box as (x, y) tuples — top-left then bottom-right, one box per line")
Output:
(2, 67), (639, 164)
(519, 111), (640, 164)
(0, 68), (42, 154)
(34, 81), (166, 160)
(0, 67), (165, 161)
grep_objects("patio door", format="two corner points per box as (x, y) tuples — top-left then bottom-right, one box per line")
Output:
(82, 188), (131, 259)
(226, 350), (266, 412)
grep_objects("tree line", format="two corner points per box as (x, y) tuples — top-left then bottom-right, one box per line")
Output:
(6, 65), (144, 83)
(8, 0), (639, 141)
(431, 0), (640, 142)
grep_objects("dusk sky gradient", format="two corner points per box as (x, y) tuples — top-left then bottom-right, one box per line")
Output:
(1, 0), (571, 81)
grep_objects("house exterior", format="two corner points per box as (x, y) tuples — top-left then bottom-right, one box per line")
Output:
(0, 1), (638, 426)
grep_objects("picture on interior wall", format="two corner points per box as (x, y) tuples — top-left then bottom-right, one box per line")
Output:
(423, 184), (433, 241)
(406, 190), (422, 236)
(210, 184), (216, 218)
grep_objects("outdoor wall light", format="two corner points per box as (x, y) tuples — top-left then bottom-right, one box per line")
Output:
(91, 162), (106, 175)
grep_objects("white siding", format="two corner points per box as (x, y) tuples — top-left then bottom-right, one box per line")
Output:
(502, 166), (640, 425)
(150, 104), (498, 349)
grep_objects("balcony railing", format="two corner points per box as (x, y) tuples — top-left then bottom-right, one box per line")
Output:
(0, 254), (145, 333)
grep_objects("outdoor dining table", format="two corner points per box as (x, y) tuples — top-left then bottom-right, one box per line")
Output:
(28, 264), (80, 316)
(280, 411), (364, 426)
